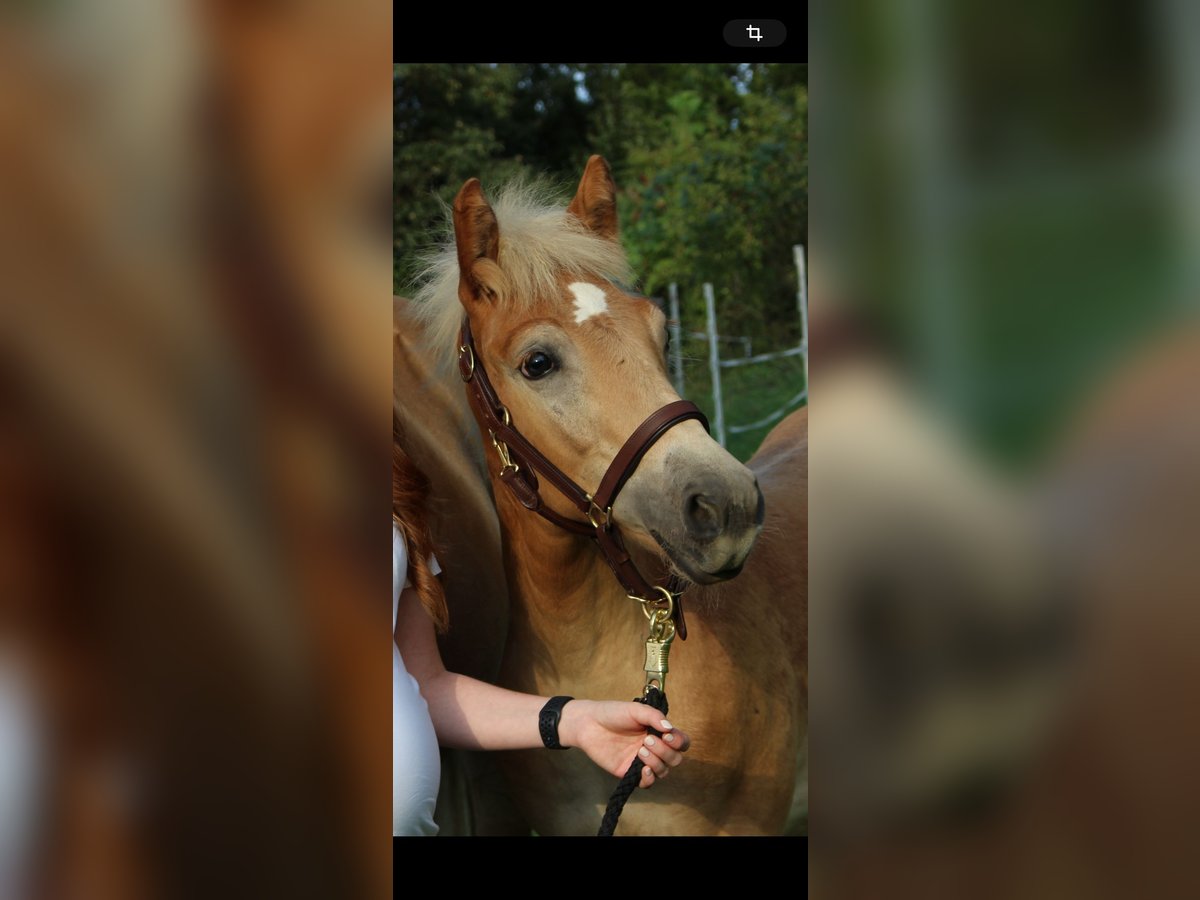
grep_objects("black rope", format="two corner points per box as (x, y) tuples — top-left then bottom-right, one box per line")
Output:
(596, 687), (669, 836)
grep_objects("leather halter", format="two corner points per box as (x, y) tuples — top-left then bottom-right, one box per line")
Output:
(457, 316), (708, 640)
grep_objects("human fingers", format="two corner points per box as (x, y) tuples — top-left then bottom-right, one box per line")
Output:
(628, 706), (690, 753)
(640, 763), (655, 789)
(641, 734), (684, 769)
(659, 721), (691, 753)
(637, 741), (670, 779)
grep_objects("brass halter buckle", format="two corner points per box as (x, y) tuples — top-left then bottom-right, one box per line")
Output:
(488, 406), (518, 477)
(490, 432), (519, 477)
(585, 493), (612, 530)
(633, 586), (676, 696)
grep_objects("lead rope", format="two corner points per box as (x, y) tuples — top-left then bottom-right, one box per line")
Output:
(456, 318), (705, 836)
(597, 687), (668, 836)
(596, 596), (677, 837)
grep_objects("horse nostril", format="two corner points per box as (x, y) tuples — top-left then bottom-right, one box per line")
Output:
(684, 492), (723, 540)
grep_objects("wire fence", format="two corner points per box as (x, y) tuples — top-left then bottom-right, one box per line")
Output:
(666, 245), (808, 449)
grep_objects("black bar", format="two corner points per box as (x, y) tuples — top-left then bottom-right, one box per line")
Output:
(394, 10), (807, 63)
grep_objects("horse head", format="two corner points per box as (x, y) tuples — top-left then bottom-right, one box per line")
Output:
(444, 156), (764, 586)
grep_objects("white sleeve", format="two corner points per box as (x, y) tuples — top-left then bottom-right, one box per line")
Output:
(392, 525), (407, 631)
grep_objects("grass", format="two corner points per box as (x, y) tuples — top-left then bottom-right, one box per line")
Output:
(674, 338), (807, 462)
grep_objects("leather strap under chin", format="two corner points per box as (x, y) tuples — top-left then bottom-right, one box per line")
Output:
(457, 316), (708, 640)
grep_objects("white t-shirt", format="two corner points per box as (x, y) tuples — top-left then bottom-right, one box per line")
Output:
(393, 524), (442, 836)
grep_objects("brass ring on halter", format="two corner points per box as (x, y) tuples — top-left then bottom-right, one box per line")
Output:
(458, 344), (475, 381)
(635, 585), (675, 622)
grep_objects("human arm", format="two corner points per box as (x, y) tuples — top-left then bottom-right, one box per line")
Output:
(394, 585), (690, 785)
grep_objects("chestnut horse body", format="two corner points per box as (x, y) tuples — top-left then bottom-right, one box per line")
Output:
(403, 157), (807, 835)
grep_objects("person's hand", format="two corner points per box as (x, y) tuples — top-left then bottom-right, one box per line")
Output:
(558, 699), (691, 789)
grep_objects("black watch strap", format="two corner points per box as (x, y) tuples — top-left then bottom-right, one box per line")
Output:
(538, 696), (574, 750)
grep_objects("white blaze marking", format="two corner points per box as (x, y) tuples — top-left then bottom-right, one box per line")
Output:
(568, 282), (609, 324)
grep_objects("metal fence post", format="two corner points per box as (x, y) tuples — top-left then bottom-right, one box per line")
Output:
(667, 282), (685, 396)
(794, 244), (808, 385)
(704, 283), (726, 447)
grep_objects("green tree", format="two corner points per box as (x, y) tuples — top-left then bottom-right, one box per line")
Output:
(395, 62), (809, 347)
(394, 64), (594, 290)
(614, 65), (808, 345)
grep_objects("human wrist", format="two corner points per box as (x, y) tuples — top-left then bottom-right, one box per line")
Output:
(553, 697), (586, 749)
(538, 695), (575, 750)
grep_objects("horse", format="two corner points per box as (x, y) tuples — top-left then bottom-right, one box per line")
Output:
(0, 3), (395, 893)
(807, 294), (1200, 890)
(394, 295), (533, 835)
(806, 317), (1069, 838)
(407, 155), (808, 835)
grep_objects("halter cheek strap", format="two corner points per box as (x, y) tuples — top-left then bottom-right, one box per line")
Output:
(458, 317), (707, 639)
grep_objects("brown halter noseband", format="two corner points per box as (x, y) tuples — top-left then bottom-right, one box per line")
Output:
(457, 316), (708, 640)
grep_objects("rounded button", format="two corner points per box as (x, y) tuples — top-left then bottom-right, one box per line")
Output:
(723, 19), (787, 48)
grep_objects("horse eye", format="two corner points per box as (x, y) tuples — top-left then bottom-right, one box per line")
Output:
(520, 351), (557, 380)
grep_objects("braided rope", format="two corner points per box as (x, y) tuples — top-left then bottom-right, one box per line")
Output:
(596, 687), (669, 837)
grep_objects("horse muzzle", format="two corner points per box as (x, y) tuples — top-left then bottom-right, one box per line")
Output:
(638, 468), (765, 585)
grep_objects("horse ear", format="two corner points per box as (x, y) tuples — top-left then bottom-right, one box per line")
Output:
(452, 178), (501, 303)
(567, 155), (618, 240)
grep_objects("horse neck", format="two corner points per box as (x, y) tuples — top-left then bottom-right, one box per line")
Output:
(493, 485), (646, 661)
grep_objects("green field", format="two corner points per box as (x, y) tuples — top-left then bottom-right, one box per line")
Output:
(673, 336), (807, 463)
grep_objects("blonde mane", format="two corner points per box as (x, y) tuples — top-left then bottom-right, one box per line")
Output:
(409, 178), (635, 365)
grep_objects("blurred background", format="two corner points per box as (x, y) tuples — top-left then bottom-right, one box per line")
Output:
(3, 0), (1200, 889)
(0, 1), (390, 896)
(811, 0), (1200, 896)
(394, 62), (809, 461)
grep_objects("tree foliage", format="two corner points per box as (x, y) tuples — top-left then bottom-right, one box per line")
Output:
(394, 63), (807, 344)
